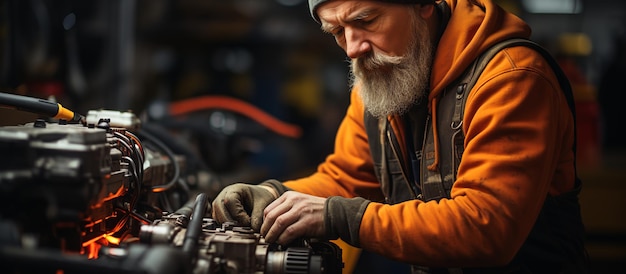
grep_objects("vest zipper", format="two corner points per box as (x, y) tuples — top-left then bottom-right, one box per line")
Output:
(418, 114), (432, 200)
(414, 150), (423, 200)
(386, 125), (419, 199)
(415, 150), (422, 162)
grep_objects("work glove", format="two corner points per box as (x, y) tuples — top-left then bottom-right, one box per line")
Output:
(211, 179), (290, 231)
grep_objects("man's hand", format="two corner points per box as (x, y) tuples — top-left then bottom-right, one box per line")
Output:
(211, 183), (278, 231)
(260, 191), (327, 245)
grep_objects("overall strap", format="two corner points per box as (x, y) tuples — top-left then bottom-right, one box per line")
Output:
(421, 38), (579, 202)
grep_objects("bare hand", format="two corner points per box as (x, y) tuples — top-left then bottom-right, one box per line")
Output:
(260, 191), (326, 245)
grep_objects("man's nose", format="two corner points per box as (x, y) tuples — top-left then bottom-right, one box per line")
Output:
(344, 28), (371, 59)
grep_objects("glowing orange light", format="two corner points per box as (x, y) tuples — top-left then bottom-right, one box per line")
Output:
(85, 241), (100, 259)
(104, 234), (121, 245)
(82, 234), (122, 259)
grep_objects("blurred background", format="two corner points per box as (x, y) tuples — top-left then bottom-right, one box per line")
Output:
(0, 0), (624, 271)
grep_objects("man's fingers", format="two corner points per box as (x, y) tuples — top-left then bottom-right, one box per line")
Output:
(212, 196), (235, 223)
(263, 193), (286, 216)
(250, 206), (265, 231)
(276, 221), (308, 245)
(263, 205), (299, 243)
(261, 192), (328, 245)
(212, 202), (230, 222)
(261, 198), (289, 235)
(260, 194), (287, 234)
(224, 191), (252, 226)
(212, 190), (251, 227)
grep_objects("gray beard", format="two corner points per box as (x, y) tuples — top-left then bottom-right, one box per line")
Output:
(349, 23), (433, 119)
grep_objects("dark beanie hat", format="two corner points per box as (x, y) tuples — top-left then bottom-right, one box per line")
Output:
(308, 0), (436, 22)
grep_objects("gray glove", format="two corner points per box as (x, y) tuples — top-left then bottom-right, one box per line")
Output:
(212, 180), (289, 231)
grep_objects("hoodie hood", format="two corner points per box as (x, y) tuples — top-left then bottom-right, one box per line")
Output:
(429, 0), (531, 99)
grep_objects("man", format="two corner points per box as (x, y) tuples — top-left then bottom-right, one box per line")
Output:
(212, 0), (588, 272)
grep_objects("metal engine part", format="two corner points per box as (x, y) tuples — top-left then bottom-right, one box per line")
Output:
(139, 210), (343, 274)
(0, 115), (343, 274)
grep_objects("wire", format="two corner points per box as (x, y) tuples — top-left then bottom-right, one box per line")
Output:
(168, 95), (302, 139)
(137, 129), (181, 193)
(125, 131), (145, 163)
(114, 131), (143, 182)
(0, 92), (85, 123)
(121, 156), (141, 199)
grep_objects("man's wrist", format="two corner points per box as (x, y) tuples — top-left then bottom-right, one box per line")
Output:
(325, 196), (370, 247)
(259, 179), (291, 197)
(259, 185), (279, 199)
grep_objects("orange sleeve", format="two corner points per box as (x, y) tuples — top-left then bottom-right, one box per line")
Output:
(283, 89), (385, 202)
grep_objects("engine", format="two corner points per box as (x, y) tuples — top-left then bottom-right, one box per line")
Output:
(0, 109), (342, 274)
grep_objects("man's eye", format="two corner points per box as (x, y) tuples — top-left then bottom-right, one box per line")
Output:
(327, 26), (343, 37)
(356, 19), (373, 27)
(332, 29), (344, 37)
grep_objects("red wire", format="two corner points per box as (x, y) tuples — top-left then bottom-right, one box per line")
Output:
(168, 95), (302, 139)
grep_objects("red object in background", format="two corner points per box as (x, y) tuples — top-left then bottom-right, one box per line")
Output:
(558, 57), (602, 169)
(575, 99), (601, 169)
(27, 81), (65, 98)
(169, 95), (302, 139)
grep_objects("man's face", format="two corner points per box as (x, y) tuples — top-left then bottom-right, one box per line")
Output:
(318, 0), (434, 118)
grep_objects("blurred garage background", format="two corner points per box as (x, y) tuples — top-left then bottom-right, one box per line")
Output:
(1, 0), (625, 271)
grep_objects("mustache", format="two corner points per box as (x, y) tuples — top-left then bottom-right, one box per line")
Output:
(354, 51), (405, 72)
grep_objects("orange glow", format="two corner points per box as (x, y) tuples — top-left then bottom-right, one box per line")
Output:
(82, 234), (122, 259)
(91, 185), (127, 208)
(104, 234), (121, 245)
(85, 241), (101, 259)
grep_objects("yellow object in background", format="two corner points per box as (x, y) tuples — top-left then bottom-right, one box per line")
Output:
(557, 33), (593, 57)
(331, 239), (362, 274)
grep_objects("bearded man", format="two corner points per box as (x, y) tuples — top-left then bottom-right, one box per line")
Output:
(212, 0), (589, 272)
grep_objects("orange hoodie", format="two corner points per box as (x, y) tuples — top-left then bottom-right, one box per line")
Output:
(283, 0), (579, 267)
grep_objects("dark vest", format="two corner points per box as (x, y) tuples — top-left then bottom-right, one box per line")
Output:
(364, 39), (589, 273)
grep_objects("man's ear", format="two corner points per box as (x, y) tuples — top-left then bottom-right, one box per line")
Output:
(417, 3), (436, 19)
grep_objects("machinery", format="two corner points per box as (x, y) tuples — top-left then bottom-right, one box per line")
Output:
(0, 93), (343, 274)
